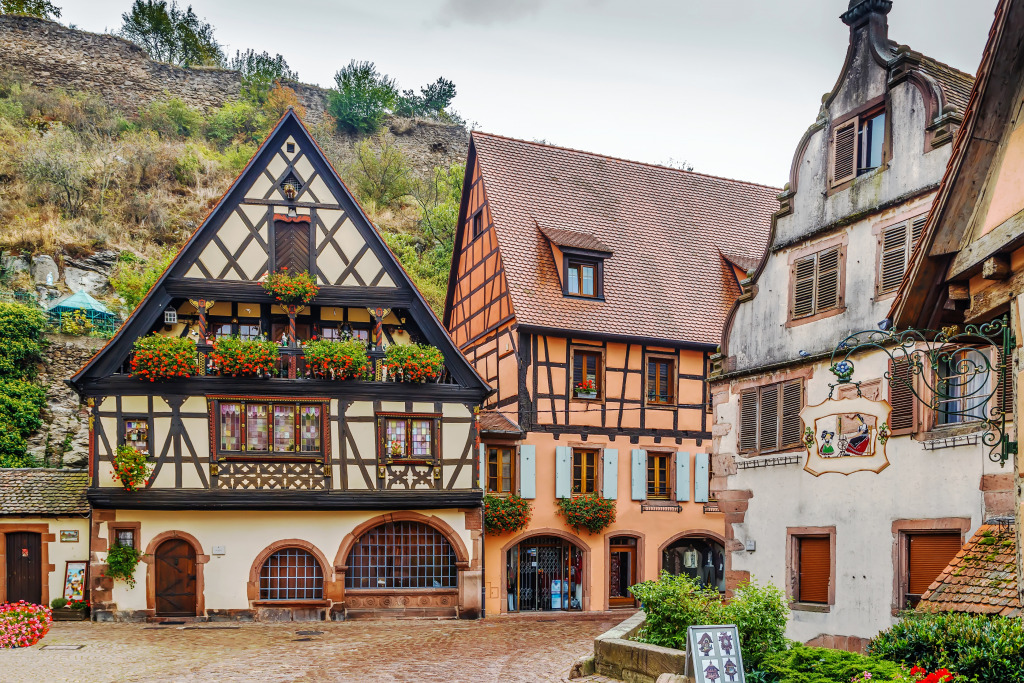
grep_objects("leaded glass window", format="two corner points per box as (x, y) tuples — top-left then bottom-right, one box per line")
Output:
(246, 404), (269, 451)
(379, 414), (438, 461)
(124, 418), (150, 455)
(215, 400), (325, 457)
(274, 405), (295, 452)
(220, 403), (242, 451)
(299, 406), (321, 452)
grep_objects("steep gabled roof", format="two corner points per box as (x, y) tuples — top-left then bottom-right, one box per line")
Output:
(70, 110), (488, 394)
(918, 523), (1021, 617)
(458, 133), (778, 346)
(0, 469), (89, 516)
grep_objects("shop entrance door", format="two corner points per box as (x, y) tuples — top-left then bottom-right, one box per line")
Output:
(506, 536), (583, 611)
(608, 536), (637, 608)
(5, 532), (42, 604)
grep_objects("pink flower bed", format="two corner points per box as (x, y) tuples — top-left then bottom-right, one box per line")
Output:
(0, 601), (52, 648)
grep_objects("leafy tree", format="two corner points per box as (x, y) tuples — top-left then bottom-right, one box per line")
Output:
(347, 132), (412, 208)
(0, 303), (45, 381)
(119, 0), (224, 67)
(395, 77), (457, 120)
(263, 82), (306, 122)
(110, 250), (175, 312)
(138, 96), (204, 138)
(205, 100), (267, 146)
(0, 0), (61, 19)
(328, 60), (397, 134)
(228, 49), (298, 105)
(412, 162), (464, 253)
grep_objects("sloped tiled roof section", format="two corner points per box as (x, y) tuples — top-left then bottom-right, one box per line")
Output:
(471, 133), (779, 345)
(917, 55), (975, 115)
(917, 523), (1021, 617)
(0, 469), (90, 516)
(478, 410), (524, 436)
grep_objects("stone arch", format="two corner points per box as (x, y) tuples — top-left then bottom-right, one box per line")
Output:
(658, 529), (727, 590)
(499, 527), (591, 613)
(246, 539), (336, 604)
(142, 530), (210, 617)
(334, 511), (470, 571)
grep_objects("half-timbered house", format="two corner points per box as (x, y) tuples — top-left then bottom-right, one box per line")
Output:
(444, 132), (778, 614)
(72, 110), (491, 622)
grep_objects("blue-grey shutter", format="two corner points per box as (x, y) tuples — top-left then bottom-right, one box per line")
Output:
(478, 444), (486, 490)
(694, 452), (710, 503)
(676, 452), (691, 503)
(631, 449), (646, 501)
(555, 446), (572, 499)
(519, 445), (536, 499)
(602, 449), (618, 500)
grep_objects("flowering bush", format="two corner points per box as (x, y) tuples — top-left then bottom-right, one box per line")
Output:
(556, 493), (616, 534)
(303, 338), (369, 379)
(130, 335), (197, 381)
(575, 379), (596, 393)
(105, 542), (143, 589)
(384, 343), (444, 382)
(209, 337), (279, 377)
(483, 494), (531, 534)
(112, 444), (151, 491)
(262, 268), (319, 305)
(892, 667), (956, 683)
(0, 601), (52, 648)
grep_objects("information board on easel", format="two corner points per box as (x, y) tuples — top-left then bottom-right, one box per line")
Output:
(684, 624), (744, 683)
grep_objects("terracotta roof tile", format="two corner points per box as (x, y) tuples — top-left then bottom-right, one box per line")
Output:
(537, 224), (613, 254)
(478, 410), (524, 436)
(471, 132), (778, 345)
(0, 469), (89, 516)
(918, 524), (1021, 618)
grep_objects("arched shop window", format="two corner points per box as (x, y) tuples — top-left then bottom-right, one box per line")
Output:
(506, 535), (584, 612)
(662, 537), (725, 592)
(259, 548), (324, 601)
(345, 521), (458, 589)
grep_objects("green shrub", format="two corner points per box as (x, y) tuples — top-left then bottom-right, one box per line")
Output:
(105, 541), (143, 588)
(328, 60), (397, 134)
(0, 302), (46, 380)
(630, 574), (789, 672)
(228, 49), (298, 105)
(869, 612), (1024, 683)
(1, 0), (62, 19)
(49, 597), (67, 609)
(110, 250), (174, 312)
(0, 380), (46, 437)
(759, 646), (904, 683)
(218, 143), (258, 173)
(347, 132), (412, 208)
(139, 97), (204, 138)
(172, 148), (202, 186)
(204, 100), (267, 146)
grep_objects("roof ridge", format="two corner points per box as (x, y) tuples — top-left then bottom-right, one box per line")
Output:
(471, 130), (782, 192)
(910, 50), (977, 82)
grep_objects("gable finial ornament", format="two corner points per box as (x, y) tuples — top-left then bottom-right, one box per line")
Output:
(841, 0), (892, 26)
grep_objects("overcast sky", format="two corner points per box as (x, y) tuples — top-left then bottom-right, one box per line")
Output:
(61, 0), (998, 187)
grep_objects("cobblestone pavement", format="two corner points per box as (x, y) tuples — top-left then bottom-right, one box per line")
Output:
(0, 614), (623, 683)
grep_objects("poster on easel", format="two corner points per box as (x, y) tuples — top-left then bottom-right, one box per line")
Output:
(685, 624), (744, 682)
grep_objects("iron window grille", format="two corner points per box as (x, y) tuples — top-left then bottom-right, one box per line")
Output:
(345, 521), (458, 590)
(259, 548), (324, 601)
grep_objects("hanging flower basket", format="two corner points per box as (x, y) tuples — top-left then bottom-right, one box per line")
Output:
(384, 343), (445, 382)
(303, 338), (370, 379)
(0, 602), (52, 648)
(557, 494), (616, 534)
(130, 335), (197, 382)
(112, 444), (151, 491)
(484, 494), (532, 535)
(105, 542), (143, 589)
(262, 268), (319, 305)
(209, 337), (279, 377)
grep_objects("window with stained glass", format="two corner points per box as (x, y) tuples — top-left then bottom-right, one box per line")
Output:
(215, 400), (324, 457)
(123, 418), (150, 455)
(379, 414), (438, 461)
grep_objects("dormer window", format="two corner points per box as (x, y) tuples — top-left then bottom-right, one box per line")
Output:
(830, 101), (888, 187)
(538, 224), (611, 300)
(566, 259), (598, 297)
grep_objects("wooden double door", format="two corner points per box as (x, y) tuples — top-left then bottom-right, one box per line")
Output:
(154, 539), (197, 616)
(5, 532), (42, 605)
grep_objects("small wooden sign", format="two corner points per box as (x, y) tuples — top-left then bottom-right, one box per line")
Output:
(60, 530), (79, 543)
(685, 624), (744, 683)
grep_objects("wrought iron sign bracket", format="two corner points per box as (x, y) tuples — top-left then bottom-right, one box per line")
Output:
(827, 317), (1015, 467)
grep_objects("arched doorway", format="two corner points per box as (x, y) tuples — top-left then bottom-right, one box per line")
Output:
(506, 535), (584, 612)
(662, 535), (725, 592)
(154, 539), (197, 616)
(345, 520), (458, 591)
(5, 531), (42, 604)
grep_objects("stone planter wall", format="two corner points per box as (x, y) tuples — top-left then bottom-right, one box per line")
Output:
(571, 612), (691, 683)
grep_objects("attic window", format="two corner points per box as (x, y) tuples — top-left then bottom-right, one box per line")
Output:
(830, 104), (887, 187)
(286, 143), (295, 153)
(164, 308), (178, 324)
(472, 211), (484, 237)
(281, 172), (302, 200)
(565, 257), (602, 299)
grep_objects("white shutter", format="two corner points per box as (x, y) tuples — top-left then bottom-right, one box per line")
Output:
(519, 445), (536, 499)
(602, 449), (618, 500)
(555, 446), (572, 499)
(631, 449), (647, 501)
(694, 452), (710, 503)
(675, 452), (691, 503)
(478, 444), (486, 491)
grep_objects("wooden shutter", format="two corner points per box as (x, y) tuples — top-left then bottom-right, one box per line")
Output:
(631, 449), (647, 501)
(478, 444), (486, 490)
(831, 119), (858, 186)
(792, 256), (816, 318)
(602, 449), (618, 500)
(739, 390), (758, 452)
(879, 223), (909, 294)
(519, 445), (536, 499)
(555, 446), (571, 499)
(798, 536), (831, 604)
(759, 383), (779, 452)
(693, 452), (710, 503)
(907, 533), (962, 596)
(780, 380), (804, 448)
(274, 222), (311, 273)
(816, 247), (841, 311)
(889, 359), (915, 434)
(675, 452), (691, 503)
(910, 215), (927, 251)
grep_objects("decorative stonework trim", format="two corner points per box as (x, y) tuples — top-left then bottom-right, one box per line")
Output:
(247, 539), (336, 604)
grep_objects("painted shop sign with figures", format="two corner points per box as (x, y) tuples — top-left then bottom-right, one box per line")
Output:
(686, 624), (744, 682)
(800, 363), (892, 475)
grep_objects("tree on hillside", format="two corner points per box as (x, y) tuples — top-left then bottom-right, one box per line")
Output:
(395, 77), (458, 121)
(228, 49), (298, 105)
(0, 0), (61, 19)
(328, 60), (397, 135)
(119, 0), (224, 67)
